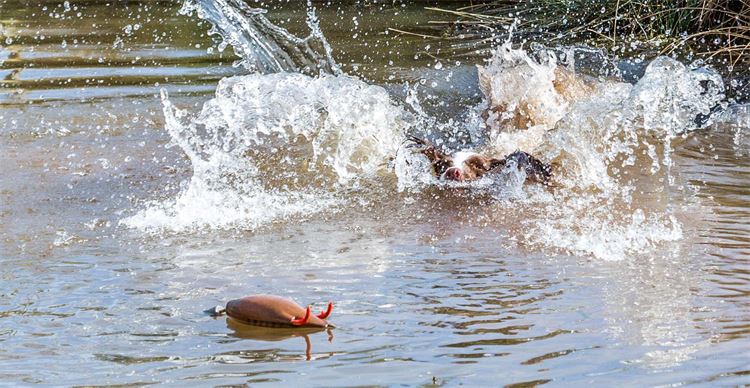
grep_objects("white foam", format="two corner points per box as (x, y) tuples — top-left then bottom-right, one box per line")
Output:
(122, 14), (723, 261)
(472, 43), (723, 260)
(180, 0), (340, 75)
(123, 73), (407, 232)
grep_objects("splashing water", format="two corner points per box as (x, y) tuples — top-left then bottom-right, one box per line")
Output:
(124, 1), (406, 232)
(180, 0), (340, 75)
(393, 43), (724, 260)
(468, 44), (724, 260)
(126, 3), (726, 260)
(123, 73), (408, 232)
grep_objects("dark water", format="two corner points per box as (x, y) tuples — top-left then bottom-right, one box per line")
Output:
(1, 1), (749, 386)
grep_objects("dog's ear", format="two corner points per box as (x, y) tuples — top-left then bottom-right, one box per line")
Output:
(524, 153), (553, 185)
(462, 155), (493, 173)
(488, 157), (506, 171)
(406, 135), (453, 176)
(488, 152), (553, 185)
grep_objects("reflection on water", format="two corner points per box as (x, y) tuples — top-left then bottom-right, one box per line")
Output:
(226, 318), (333, 361)
(0, 0), (240, 104)
(1, 0), (749, 386)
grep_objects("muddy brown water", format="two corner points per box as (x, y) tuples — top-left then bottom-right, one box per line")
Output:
(1, 1), (749, 386)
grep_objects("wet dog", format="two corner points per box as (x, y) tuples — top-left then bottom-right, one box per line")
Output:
(407, 136), (552, 184)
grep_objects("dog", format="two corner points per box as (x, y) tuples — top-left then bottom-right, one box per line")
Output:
(407, 135), (552, 185)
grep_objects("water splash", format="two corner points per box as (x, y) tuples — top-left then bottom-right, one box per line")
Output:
(478, 44), (572, 136)
(392, 42), (725, 260)
(180, 0), (340, 75)
(123, 73), (407, 232)
(467, 43), (724, 260)
(128, 2), (726, 260)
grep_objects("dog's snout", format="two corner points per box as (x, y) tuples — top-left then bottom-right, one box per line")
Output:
(445, 167), (463, 181)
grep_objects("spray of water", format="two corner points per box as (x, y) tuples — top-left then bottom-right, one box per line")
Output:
(179, 0), (340, 75)
(125, 1), (727, 261)
(123, 72), (407, 232)
(469, 44), (724, 260)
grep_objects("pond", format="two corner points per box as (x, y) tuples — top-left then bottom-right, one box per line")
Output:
(1, 0), (749, 385)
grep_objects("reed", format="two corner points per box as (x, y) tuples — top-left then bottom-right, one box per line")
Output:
(424, 0), (750, 70)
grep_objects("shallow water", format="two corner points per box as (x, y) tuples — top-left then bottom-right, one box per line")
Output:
(1, 1), (749, 386)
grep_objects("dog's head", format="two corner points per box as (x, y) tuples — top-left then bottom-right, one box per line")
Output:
(408, 136), (503, 182)
(440, 151), (498, 182)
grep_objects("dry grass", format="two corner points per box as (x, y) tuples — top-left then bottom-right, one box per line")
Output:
(424, 0), (750, 70)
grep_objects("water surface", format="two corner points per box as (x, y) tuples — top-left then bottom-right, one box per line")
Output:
(1, 1), (749, 386)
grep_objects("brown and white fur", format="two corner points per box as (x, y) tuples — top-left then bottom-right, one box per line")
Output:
(408, 136), (552, 185)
